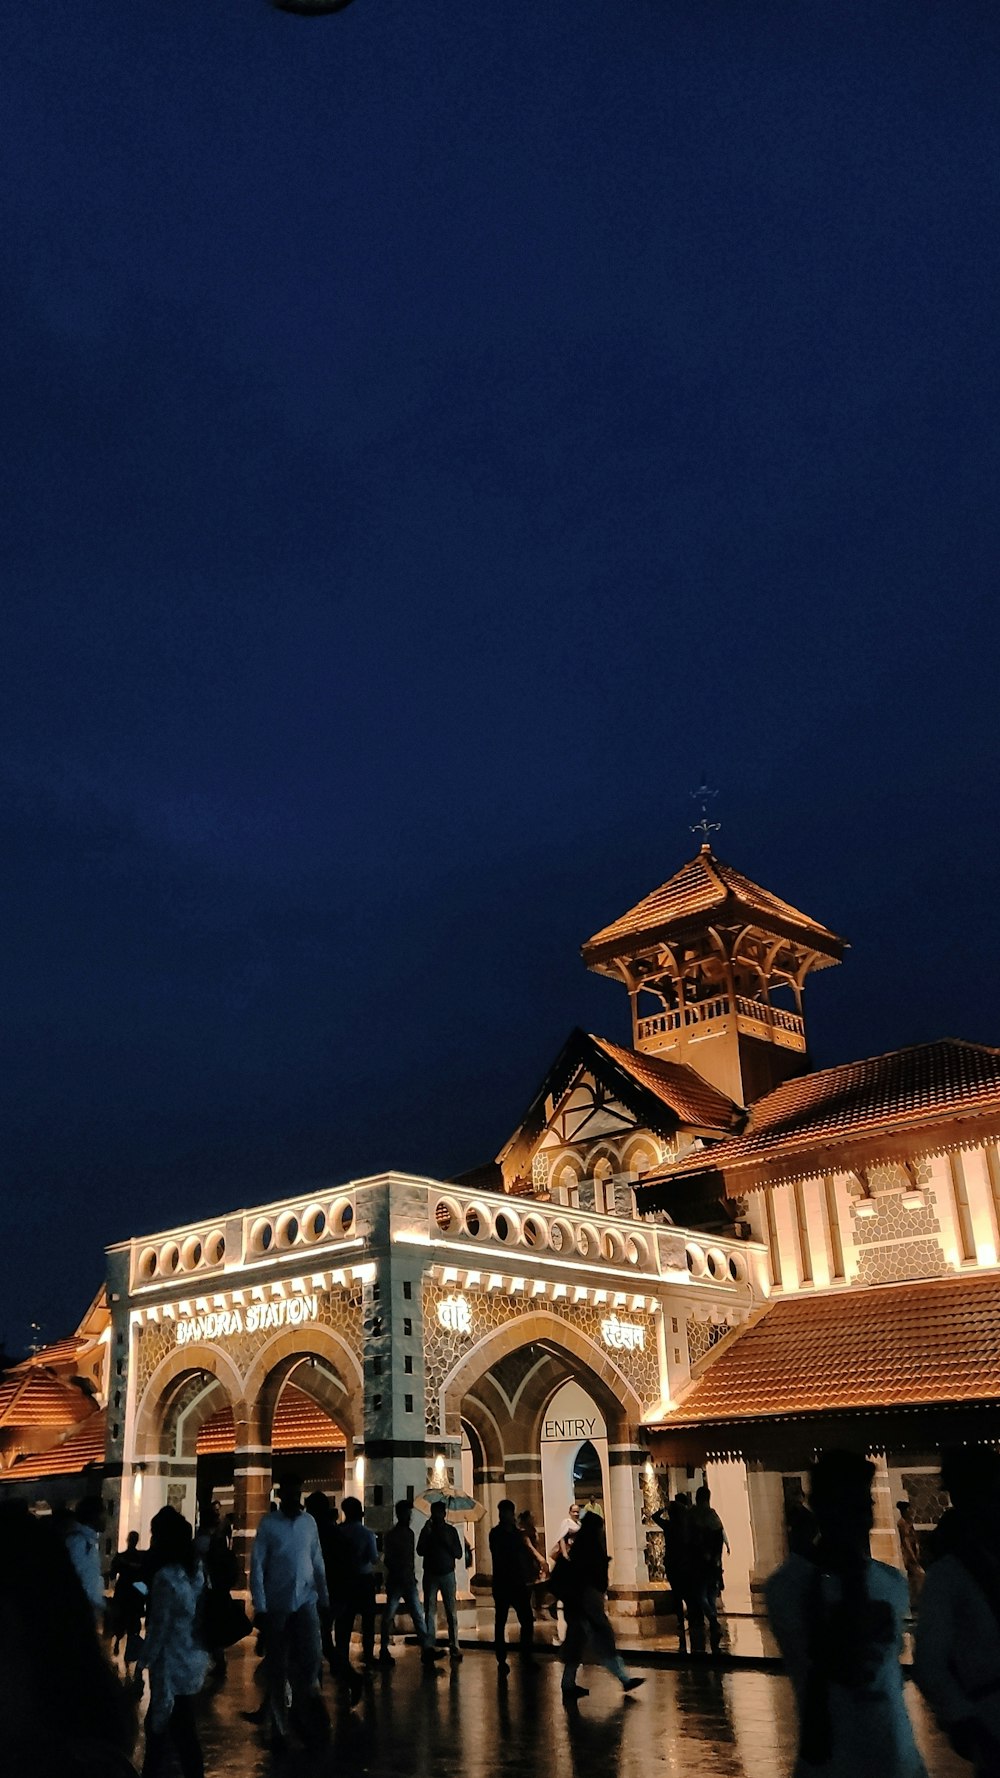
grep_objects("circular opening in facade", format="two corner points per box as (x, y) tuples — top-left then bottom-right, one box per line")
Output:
(302, 1204), (326, 1242)
(600, 1229), (625, 1263)
(728, 1252), (745, 1282)
(138, 1247), (157, 1281)
(576, 1224), (600, 1259)
(625, 1234), (648, 1267)
(181, 1237), (203, 1271)
(521, 1216), (546, 1249)
(277, 1212), (299, 1248)
(464, 1204), (486, 1238)
(435, 1200), (456, 1233)
(250, 1218), (273, 1256)
(706, 1248), (726, 1280)
(496, 1209), (521, 1245)
(204, 1230), (226, 1266)
(685, 1243), (707, 1277)
(330, 1198), (354, 1237)
(160, 1242), (180, 1275)
(548, 1219), (572, 1254)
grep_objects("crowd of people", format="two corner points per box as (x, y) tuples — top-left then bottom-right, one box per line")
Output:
(3, 1449), (1000, 1775)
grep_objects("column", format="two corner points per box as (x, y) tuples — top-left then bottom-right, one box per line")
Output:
(802, 1176), (831, 1288)
(959, 1147), (999, 1267)
(232, 1418), (271, 1590)
(746, 1462), (787, 1587)
(363, 1194), (433, 1537)
(869, 1453), (901, 1567)
(771, 1186), (802, 1291)
(606, 1443), (646, 1588)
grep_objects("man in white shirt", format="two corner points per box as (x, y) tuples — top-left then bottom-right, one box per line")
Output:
(65, 1495), (107, 1624)
(250, 1475), (331, 1748)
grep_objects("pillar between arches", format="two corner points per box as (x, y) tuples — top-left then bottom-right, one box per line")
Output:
(233, 1398), (271, 1587)
(606, 1443), (647, 1591)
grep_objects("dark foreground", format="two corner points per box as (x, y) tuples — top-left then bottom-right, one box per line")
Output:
(143, 1641), (965, 1778)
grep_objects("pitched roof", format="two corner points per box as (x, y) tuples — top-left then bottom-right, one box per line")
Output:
(658, 1272), (1000, 1426)
(495, 1026), (739, 1182)
(23, 1337), (90, 1369)
(196, 1384), (346, 1455)
(582, 847), (843, 965)
(590, 1036), (739, 1132)
(0, 1368), (95, 1431)
(639, 1039), (1000, 1188)
(1, 1409), (106, 1480)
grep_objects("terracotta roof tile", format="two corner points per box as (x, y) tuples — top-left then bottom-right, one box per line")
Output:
(0, 1369), (95, 1430)
(583, 848), (843, 962)
(196, 1385), (346, 1456)
(23, 1337), (90, 1369)
(657, 1273), (1000, 1426)
(589, 1036), (739, 1132)
(1, 1410), (106, 1480)
(641, 1039), (1000, 1184)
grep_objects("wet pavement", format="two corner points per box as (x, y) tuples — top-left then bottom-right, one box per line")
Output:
(153, 1639), (965, 1778)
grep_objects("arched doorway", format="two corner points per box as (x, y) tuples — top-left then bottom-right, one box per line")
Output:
(196, 1362), (348, 1521)
(539, 1379), (611, 1557)
(441, 1314), (646, 1589)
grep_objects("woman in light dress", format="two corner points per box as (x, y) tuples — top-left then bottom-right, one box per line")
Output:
(766, 1450), (927, 1778)
(141, 1507), (208, 1778)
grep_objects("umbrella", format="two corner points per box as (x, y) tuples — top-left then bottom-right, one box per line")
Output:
(412, 1487), (486, 1523)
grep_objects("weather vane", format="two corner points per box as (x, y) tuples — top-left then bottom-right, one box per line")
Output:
(689, 778), (721, 845)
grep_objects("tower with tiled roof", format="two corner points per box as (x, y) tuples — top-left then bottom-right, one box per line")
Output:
(582, 846), (846, 1108)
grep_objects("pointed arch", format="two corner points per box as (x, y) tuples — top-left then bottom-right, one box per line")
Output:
(440, 1311), (642, 1445)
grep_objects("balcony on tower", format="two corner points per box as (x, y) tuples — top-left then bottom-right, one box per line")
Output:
(582, 846), (845, 1108)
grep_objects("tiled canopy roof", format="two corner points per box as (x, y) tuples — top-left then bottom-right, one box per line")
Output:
(583, 848), (843, 963)
(2, 1410), (107, 1480)
(197, 1385), (346, 1456)
(640, 1039), (1000, 1186)
(23, 1337), (90, 1369)
(658, 1273), (1000, 1427)
(0, 1368), (95, 1430)
(590, 1036), (739, 1133)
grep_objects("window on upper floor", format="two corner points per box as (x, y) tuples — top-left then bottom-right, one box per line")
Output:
(593, 1158), (615, 1216)
(553, 1166), (579, 1210)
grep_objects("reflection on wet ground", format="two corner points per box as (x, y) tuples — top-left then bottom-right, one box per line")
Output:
(176, 1642), (965, 1778)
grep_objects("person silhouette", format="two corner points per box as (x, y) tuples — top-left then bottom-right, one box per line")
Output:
(557, 1511), (643, 1702)
(0, 1501), (137, 1777)
(915, 1446), (1000, 1774)
(766, 1450), (926, 1777)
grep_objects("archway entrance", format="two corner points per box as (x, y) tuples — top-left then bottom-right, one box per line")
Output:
(446, 1316), (645, 1590)
(196, 1363), (347, 1520)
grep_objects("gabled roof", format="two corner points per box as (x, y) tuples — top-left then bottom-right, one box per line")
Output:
(655, 1273), (1000, 1427)
(582, 846), (844, 967)
(638, 1039), (1000, 1192)
(589, 1036), (741, 1132)
(2, 1409), (106, 1481)
(0, 1368), (95, 1431)
(496, 1026), (740, 1179)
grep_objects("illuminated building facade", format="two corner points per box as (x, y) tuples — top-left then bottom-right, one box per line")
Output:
(5, 843), (1000, 1616)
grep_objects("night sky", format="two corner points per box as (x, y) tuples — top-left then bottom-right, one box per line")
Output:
(3, 2), (1000, 1349)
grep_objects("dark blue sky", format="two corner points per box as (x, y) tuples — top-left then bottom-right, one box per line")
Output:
(3, 1), (999, 1347)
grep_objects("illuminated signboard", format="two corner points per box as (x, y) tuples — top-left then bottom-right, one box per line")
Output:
(436, 1295), (472, 1335)
(175, 1292), (319, 1345)
(600, 1314), (645, 1352)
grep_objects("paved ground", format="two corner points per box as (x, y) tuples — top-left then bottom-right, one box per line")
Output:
(153, 1640), (965, 1778)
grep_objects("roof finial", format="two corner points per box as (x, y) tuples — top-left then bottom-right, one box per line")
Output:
(689, 777), (720, 850)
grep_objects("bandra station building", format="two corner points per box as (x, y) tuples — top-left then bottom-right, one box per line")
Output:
(4, 844), (1000, 1623)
